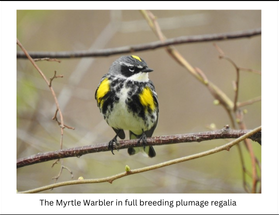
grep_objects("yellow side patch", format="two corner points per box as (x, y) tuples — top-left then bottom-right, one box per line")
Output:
(96, 78), (110, 107)
(131, 55), (141, 62)
(139, 87), (155, 111)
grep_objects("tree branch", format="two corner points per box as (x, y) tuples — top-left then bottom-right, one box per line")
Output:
(17, 127), (261, 169)
(19, 126), (261, 193)
(16, 28), (261, 59)
(16, 39), (71, 135)
(17, 39), (76, 180)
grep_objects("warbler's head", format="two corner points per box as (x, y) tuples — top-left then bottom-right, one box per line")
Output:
(108, 55), (153, 81)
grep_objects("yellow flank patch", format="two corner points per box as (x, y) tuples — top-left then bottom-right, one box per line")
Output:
(139, 87), (155, 111)
(96, 78), (110, 107)
(131, 55), (141, 62)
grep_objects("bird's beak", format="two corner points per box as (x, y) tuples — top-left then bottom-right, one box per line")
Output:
(142, 67), (153, 73)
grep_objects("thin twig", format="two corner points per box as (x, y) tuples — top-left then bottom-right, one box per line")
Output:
(239, 67), (261, 75)
(52, 109), (75, 130)
(237, 110), (261, 193)
(236, 143), (250, 192)
(52, 160), (74, 181)
(17, 28), (261, 59)
(17, 39), (73, 143)
(49, 71), (63, 87)
(238, 96), (261, 107)
(17, 39), (74, 181)
(19, 126), (261, 193)
(214, 44), (240, 112)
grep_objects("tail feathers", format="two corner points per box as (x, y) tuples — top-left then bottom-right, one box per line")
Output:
(128, 146), (156, 158)
(128, 132), (156, 158)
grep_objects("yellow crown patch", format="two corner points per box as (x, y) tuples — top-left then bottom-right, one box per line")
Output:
(131, 55), (142, 62)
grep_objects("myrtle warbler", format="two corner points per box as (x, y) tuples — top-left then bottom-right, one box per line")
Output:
(95, 55), (159, 158)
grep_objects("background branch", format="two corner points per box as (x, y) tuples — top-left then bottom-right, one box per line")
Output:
(16, 28), (261, 59)
(17, 128), (261, 169)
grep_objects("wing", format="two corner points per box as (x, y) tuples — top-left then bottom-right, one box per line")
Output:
(145, 80), (159, 138)
(95, 75), (125, 139)
(95, 76), (110, 109)
(128, 81), (158, 158)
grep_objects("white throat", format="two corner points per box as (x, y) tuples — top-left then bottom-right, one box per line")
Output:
(128, 72), (149, 82)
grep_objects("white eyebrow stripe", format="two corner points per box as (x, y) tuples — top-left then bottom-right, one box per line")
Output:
(120, 62), (133, 67)
(120, 62), (144, 69)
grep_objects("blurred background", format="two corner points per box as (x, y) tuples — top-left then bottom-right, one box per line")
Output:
(17, 10), (261, 193)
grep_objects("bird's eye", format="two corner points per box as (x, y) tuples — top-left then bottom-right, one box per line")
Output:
(129, 66), (135, 73)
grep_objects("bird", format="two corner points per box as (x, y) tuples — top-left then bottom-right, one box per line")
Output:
(95, 55), (159, 158)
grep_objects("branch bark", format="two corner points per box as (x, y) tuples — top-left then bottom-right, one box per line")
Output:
(17, 28), (261, 59)
(17, 128), (261, 169)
